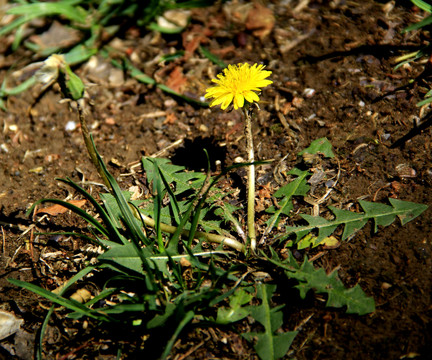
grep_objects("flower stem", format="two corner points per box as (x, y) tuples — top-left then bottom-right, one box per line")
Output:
(243, 107), (256, 252)
(76, 101), (112, 192)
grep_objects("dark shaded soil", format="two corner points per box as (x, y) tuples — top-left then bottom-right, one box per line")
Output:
(1, 1), (432, 359)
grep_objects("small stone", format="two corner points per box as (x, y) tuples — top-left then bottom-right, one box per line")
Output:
(65, 121), (77, 131)
(381, 282), (392, 290)
(395, 163), (416, 178)
(303, 88), (315, 98)
(29, 167), (44, 174)
(105, 117), (116, 125)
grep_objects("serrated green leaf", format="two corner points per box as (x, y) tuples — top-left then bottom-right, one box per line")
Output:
(243, 331), (298, 360)
(388, 198), (428, 225)
(265, 252), (375, 316)
(298, 137), (334, 158)
(216, 288), (253, 324)
(97, 241), (152, 275)
(290, 258), (375, 315)
(142, 157), (206, 195)
(214, 201), (244, 236)
(100, 191), (133, 229)
(299, 214), (338, 243)
(264, 170), (310, 235)
(284, 199), (427, 244)
(243, 283), (298, 360)
(330, 207), (368, 241)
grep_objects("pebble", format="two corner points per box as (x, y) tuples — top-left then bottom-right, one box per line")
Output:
(395, 163), (416, 178)
(303, 88), (315, 98)
(65, 121), (77, 132)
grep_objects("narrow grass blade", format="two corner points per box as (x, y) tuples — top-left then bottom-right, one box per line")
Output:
(160, 311), (195, 359)
(0, 15), (39, 37)
(9, 274), (114, 321)
(90, 137), (157, 291)
(7, 2), (87, 24)
(158, 166), (182, 225)
(403, 15), (432, 33)
(35, 265), (96, 359)
(111, 57), (208, 106)
(200, 46), (227, 68)
(26, 198), (109, 237)
(153, 162), (166, 252)
(1, 77), (36, 96)
(411, 0), (432, 12)
(58, 178), (125, 244)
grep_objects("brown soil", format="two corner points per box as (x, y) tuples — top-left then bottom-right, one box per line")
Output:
(1, 1), (432, 359)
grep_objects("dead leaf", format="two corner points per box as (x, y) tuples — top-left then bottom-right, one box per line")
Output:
(36, 199), (86, 216)
(181, 25), (210, 59)
(322, 236), (340, 249)
(0, 310), (23, 341)
(245, 2), (275, 40)
(180, 257), (191, 267)
(70, 288), (92, 303)
(163, 112), (177, 125)
(166, 66), (188, 93)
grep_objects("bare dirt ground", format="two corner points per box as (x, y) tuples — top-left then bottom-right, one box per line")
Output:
(1, 1), (432, 359)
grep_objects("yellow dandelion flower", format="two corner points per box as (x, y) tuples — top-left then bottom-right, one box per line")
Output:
(205, 63), (272, 110)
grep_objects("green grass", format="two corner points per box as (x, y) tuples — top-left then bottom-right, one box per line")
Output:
(0, 0), (220, 110)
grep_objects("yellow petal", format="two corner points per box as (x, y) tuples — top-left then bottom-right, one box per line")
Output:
(244, 91), (260, 103)
(234, 93), (245, 109)
(220, 93), (233, 109)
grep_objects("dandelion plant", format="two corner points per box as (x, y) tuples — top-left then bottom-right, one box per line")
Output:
(205, 63), (273, 252)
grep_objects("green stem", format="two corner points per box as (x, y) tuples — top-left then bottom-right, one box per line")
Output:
(139, 212), (245, 252)
(76, 101), (112, 192)
(244, 107), (256, 252)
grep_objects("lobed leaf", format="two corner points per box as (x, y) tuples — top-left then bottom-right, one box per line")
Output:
(216, 288), (253, 324)
(284, 198), (428, 244)
(264, 169), (310, 235)
(243, 283), (298, 360)
(265, 249), (375, 316)
(142, 157), (206, 195)
(298, 137), (335, 158)
(290, 258), (375, 315)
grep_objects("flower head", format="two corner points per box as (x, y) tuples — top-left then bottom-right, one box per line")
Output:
(205, 63), (272, 110)
(35, 54), (65, 85)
